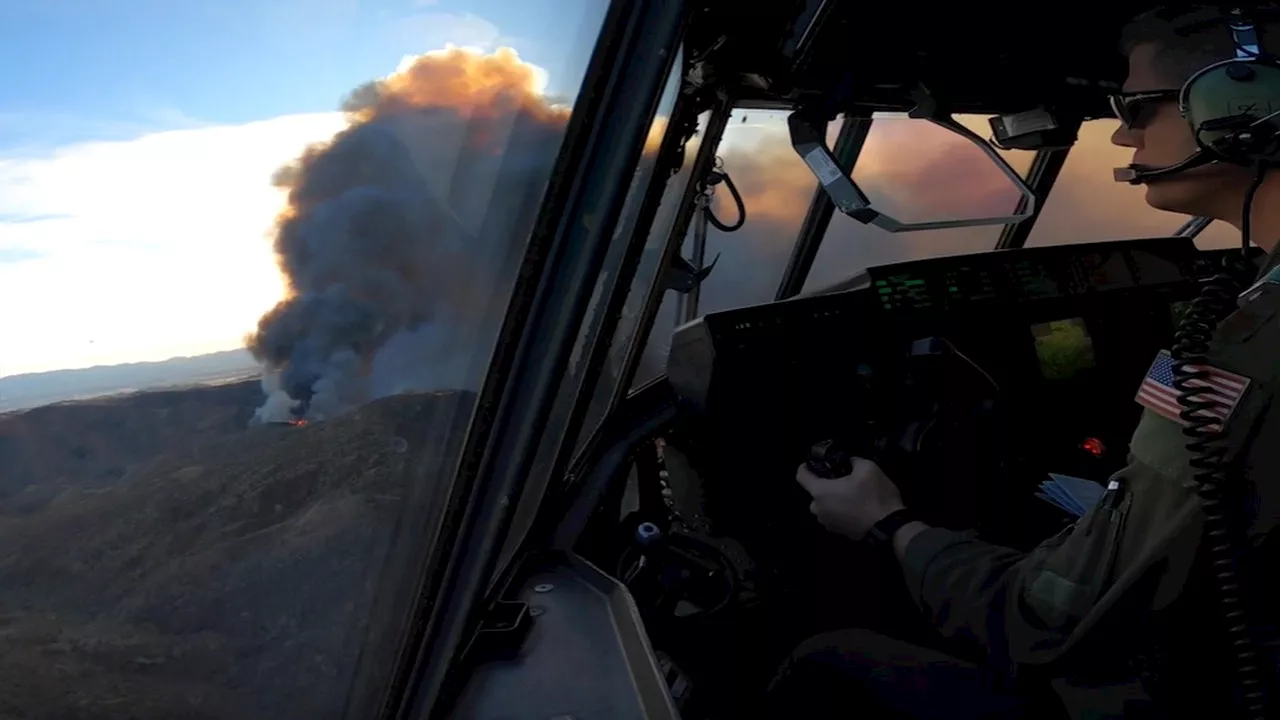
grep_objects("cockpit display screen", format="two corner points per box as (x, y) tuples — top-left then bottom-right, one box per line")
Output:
(864, 238), (1203, 314)
(872, 268), (998, 311)
(872, 261), (1039, 312)
(1031, 317), (1097, 381)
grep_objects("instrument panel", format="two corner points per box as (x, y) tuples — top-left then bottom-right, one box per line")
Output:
(667, 237), (1249, 417)
(867, 238), (1205, 314)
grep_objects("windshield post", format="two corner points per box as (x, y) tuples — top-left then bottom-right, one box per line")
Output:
(528, 82), (704, 516)
(775, 114), (874, 300)
(377, 1), (692, 717)
(610, 93), (734, 411)
(994, 147), (1071, 249)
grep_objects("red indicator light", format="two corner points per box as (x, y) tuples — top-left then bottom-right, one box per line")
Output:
(1081, 437), (1106, 457)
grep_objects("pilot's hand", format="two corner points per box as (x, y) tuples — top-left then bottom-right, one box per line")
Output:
(795, 457), (905, 541)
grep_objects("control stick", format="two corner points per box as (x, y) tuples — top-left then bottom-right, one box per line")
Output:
(807, 439), (853, 478)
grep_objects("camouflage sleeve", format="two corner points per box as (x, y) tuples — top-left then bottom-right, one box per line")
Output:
(899, 417), (1203, 670)
(899, 523), (1073, 663)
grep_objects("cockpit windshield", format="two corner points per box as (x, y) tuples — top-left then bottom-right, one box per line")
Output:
(800, 113), (1036, 292)
(628, 112), (1241, 390)
(646, 111), (1030, 315)
(0, 2), (609, 717)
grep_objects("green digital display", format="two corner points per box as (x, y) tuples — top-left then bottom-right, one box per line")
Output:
(1031, 317), (1097, 381)
(874, 275), (936, 310)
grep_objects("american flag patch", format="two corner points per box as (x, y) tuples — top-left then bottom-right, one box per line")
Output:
(1135, 349), (1251, 432)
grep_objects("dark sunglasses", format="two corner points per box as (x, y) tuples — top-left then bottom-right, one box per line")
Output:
(1109, 90), (1181, 129)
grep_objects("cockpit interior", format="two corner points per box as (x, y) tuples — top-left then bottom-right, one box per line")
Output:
(439, 3), (1266, 718)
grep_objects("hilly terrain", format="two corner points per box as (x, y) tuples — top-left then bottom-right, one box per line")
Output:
(0, 380), (476, 720)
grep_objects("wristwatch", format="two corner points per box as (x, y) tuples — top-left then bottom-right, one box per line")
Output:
(865, 508), (917, 548)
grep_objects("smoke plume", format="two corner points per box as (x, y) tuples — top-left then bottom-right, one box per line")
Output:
(247, 48), (1216, 421)
(247, 48), (569, 422)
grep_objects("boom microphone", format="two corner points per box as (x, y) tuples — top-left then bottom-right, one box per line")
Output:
(1113, 149), (1215, 184)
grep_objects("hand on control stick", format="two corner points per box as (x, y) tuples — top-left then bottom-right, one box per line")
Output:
(795, 457), (905, 541)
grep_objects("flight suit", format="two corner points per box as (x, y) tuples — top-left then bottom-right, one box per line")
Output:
(772, 247), (1280, 719)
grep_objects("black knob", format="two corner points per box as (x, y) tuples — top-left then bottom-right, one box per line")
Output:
(807, 440), (853, 479)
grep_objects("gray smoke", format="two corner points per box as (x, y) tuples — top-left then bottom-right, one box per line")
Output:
(246, 48), (567, 423)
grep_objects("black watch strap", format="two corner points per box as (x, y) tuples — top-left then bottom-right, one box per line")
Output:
(866, 508), (916, 547)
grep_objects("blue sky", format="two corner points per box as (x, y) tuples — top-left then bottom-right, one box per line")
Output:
(0, 0), (608, 376)
(0, 0), (605, 149)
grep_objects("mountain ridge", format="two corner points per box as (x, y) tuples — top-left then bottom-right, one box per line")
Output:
(1, 349), (261, 413)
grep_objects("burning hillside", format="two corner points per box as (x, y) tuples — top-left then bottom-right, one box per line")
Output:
(0, 386), (474, 720)
(246, 47), (570, 424)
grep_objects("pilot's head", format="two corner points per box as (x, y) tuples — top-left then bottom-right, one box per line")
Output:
(1112, 8), (1280, 226)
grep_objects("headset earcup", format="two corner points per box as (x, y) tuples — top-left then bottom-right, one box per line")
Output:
(1181, 59), (1280, 161)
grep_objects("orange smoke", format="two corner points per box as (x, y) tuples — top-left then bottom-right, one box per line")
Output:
(715, 116), (1025, 233)
(345, 46), (666, 153)
(358, 47), (571, 127)
(720, 141), (815, 224)
(712, 113), (1198, 246)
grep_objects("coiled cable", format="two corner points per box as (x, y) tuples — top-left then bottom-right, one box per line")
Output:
(1169, 163), (1270, 719)
(704, 157), (745, 232)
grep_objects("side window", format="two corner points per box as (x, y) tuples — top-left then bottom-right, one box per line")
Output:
(689, 109), (829, 316)
(629, 109), (828, 389)
(1026, 120), (1239, 250)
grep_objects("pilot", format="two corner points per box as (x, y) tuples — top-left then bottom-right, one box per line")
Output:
(769, 7), (1280, 720)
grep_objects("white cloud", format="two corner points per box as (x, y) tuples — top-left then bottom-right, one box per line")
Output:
(0, 109), (211, 155)
(0, 113), (350, 377)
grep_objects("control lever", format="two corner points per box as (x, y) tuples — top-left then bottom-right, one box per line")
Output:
(807, 439), (853, 479)
(807, 435), (909, 487)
